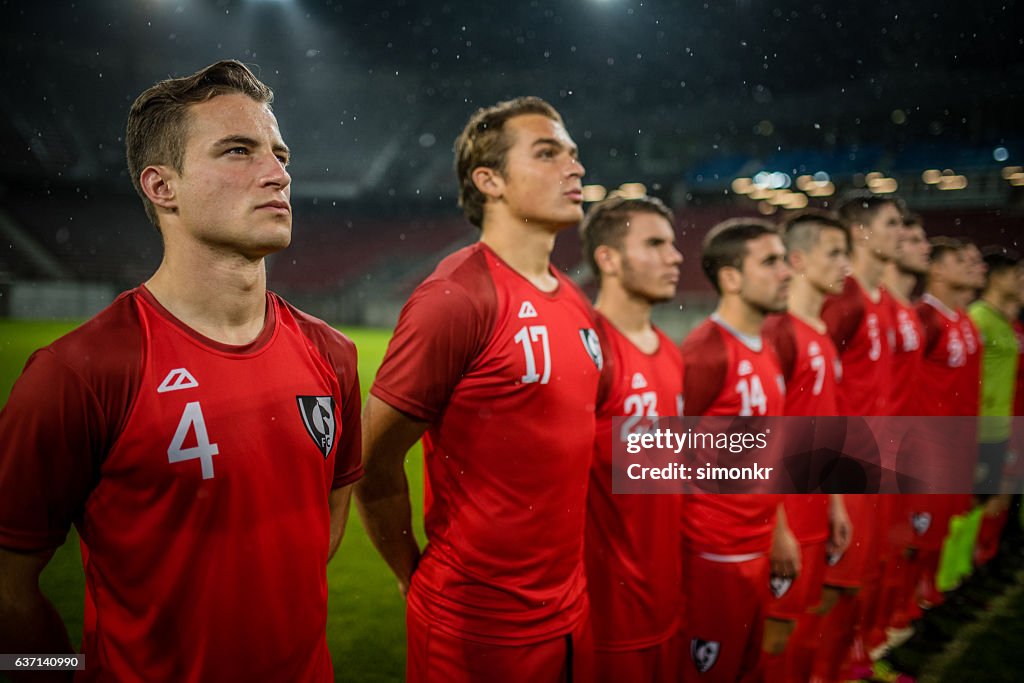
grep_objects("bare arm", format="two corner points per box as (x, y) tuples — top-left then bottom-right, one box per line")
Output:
(354, 395), (428, 598)
(827, 494), (852, 556)
(327, 484), (355, 562)
(770, 503), (801, 578)
(0, 547), (74, 681)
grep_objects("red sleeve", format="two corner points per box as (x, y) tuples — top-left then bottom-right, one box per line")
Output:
(679, 324), (728, 417)
(0, 350), (110, 551)
(763, 315), (796, 381)
(821, 282), (864, 352)
(291, 308), (364, 489)
(372, 275), (496, 422)
(0, 295), (141, 552)
(593, 314), (619, 413)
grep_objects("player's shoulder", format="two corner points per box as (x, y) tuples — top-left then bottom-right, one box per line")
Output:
(762, 312), (793, 339)
(680, 318), (726, 360)
(275, 294), (357, 362)
(42, 288), (144, 379)
(408, 243), (497, 316)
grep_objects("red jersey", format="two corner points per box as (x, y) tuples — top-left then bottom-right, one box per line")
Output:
(821, 276), (895, 416)
(0, 287), (363, 683)
(585, 315), (683, 651)
(678, 316), (784, 556)
(883, 289), (925, 416)
(372, 243), (602, 645)
(763, 313), (839, 544)
(764, 312), (842, 417)
(959, 309), (982, 416)
(916, 294), (979, 416)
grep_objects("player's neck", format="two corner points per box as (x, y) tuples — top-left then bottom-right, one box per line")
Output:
(851, 250), (886, 300)
(981, 291), (1016, 320)
(882, 263), (916, 302)
(479, 216), (560, 292)
(715, 296), (764, 338)
(925, 283), (962, 313)
(146, 246), (268, 345)
(595, 287), (658, 353)
(787, 279), (826, 332)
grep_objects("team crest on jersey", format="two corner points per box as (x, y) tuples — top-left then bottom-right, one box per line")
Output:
(296, 396), (336, 458)
(518, 301), (538, 319)
(579, 328), (604, 370)
(690, 638), (720, 673)
(770, 575), (793, 598)
(157, 367), (198, 393)
(911, 512), (932, 536)
(631, 373), (648, 390)
(737, 359), (753, 376)
(808, 341), (821, 356)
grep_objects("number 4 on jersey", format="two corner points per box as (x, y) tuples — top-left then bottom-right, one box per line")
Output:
(167, 401), (220, 479)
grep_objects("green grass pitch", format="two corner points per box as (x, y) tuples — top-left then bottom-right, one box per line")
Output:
(0, 320), (422, 682)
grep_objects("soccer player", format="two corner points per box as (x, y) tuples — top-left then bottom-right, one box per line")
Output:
(761, 211), (853, 683)
(968, 248), (1022, 568)
(579, 195), (684, 682)
(910, 238), (978, 606)
(0, 61), (363, 681)
(678, 219), (798, 682)
(815, 193), (903, 681)
(355, 97), (601, 682)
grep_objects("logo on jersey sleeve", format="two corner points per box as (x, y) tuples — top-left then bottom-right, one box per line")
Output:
(770, 575), (793, 598)
(911, 512), (932, 536)
(296, 396), (336, 458)
(690, 638), (721, 673)
(517, 301), (538, 319)
(579, 328), (604, 370)
(157, 367), (199, 393)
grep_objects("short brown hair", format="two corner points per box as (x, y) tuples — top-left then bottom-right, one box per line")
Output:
(126, 60), (274, 229)
(454, 96), (563, 228)
(701, 219), (779, 294)
(579, 196), (675, 281)
(928, 236), (964, 264)
(781, 209), (850, 254)
(836, 191), (904, 229)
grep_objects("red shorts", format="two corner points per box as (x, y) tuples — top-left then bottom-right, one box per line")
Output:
(406, 602), (594, 683)
(681, 552), (769, 682)
(823, 495), (879, 588)
(594, 637), (678, 683)
(766, 540), (827, 621)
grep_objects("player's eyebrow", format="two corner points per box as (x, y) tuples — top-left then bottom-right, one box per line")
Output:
(532, 137), (579, 156)
(213, 135), (291, 157)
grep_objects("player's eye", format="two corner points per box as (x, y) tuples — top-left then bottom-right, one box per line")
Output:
(276, 154), (290, 166)
(537, 147), (556, 159)
(226, 147), (249, 156)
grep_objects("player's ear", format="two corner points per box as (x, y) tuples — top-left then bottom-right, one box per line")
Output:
(787, 250), (805, 272)
(594, 245), (620, 279)
(719, 266), (742, 294)
(140, 165), (178, 211)
(472, 166), (504, 200)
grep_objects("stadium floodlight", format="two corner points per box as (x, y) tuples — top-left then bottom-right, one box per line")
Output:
(731, 177), (754, 194)
(618, 182), (647, 199)
(1009, 174), (1024, 187)
(583, 184), (608, 202)
(993, 147), (1010, 162)
(805, 181), (835, 197)
(783, 193), (809, 209)
(869, 177), (898, 194)
(921, 169), (942, 184)
(937, 175), (968, 190)
(795, 175), (813, 191)
(1001, 166), (1022, 180)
